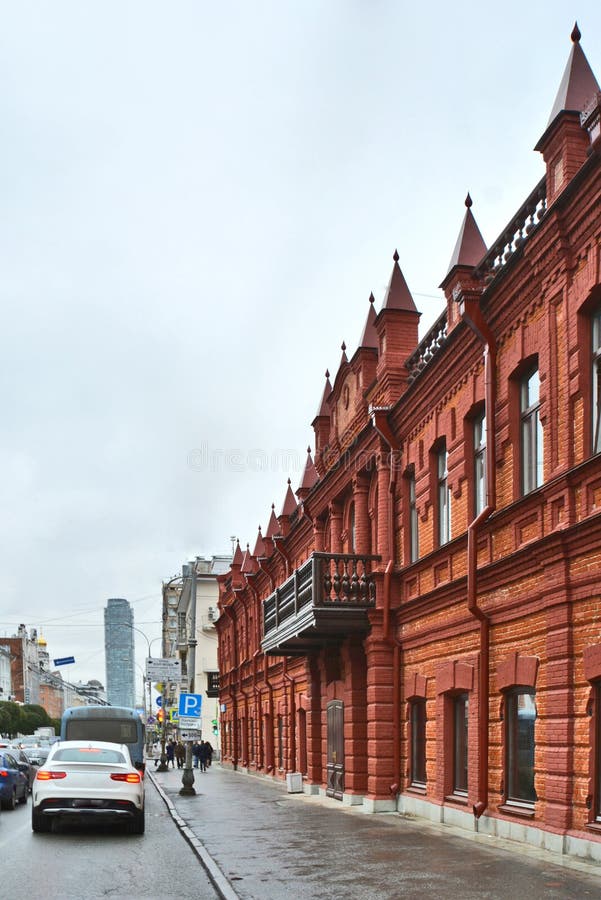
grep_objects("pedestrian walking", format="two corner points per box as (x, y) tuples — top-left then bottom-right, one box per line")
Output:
(166, 739), (176, 769)
(205, 740), (213, 767)
(198, 740), (209, 772)
(175, 741), (185, 768)
(192, 741), (201, 768)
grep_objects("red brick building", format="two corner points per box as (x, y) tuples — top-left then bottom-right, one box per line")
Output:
(217, 27), (601, 862)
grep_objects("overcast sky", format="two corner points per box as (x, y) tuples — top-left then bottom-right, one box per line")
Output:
(1, 2), (600, 694)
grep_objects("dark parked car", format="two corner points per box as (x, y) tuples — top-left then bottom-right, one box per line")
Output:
(0, 750), (29, 809)
(12, 747), (37, 792)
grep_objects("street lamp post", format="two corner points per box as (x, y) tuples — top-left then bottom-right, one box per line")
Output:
(180, 561), (197, 796)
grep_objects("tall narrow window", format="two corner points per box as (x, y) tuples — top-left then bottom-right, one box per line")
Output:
(592, 311), (601, 453)
(521, 367), (543, 494)
(437, 445), (451, 545)
(474, 410), (486, 516)
(409, 471), (418, 563)
(453, 693), (469, 794)
(410, 699), (427, 786)
(505, 689), (537, 805)
(348, 502), (356, 553)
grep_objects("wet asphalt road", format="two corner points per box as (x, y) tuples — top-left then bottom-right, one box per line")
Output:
(0, 774), (217, 899)
(151, 763), (601, 900)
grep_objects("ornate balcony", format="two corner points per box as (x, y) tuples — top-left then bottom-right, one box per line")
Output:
(261, 552), (380, 656)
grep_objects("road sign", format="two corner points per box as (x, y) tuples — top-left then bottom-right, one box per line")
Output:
(178, 693), (202, 717)
(179, 716), (202, 730)
(146, 657), (182, 681)
(180, 730), (201, 741)
(155, 696), (162, 706)
(53, 656), (75, 666)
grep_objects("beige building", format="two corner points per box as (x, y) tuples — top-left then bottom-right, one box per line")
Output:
(162, 555), (231, 743)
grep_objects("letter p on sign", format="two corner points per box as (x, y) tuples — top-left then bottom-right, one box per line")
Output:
(179, 693), (203, 717)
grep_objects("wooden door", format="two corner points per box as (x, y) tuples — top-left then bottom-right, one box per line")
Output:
(326, 700), (344, 800)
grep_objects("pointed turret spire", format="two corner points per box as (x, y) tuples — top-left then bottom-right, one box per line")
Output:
(252, 526), (266, 559)
(443, 193), (487, 278)
(232, 539), (244, 568)
(382, 250), (417, 312)
(280, 478), (298, 518)
(544, 23), (599, 127)
(534, 25), (600, 204)
(296, 446), (319, 500)
(340, 341), (348, 365)
(265, 503), (280, 539)
(359, 293), (379, 350)
(315, 369), (332, 420)
(241, 542), (258, 575)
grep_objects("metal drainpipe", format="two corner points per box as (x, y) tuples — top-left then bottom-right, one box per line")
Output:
(264, 654), (275, 772)
(273, 536), (292, 578)
(370, 409), (404, 796)
(282, 656), (297, 773)
(460, 294), (497, 820)
(223, 606), (239, 770)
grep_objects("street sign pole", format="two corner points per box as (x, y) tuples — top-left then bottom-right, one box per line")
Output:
(180, 562), (197, 796)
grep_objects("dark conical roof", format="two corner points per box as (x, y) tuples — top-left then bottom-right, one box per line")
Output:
(536, 24), (600, 150)
(382, 250), (417, 312)
(359, 293), (379, 349)
(241, 543), (258, 575)
(315, 369), (332, 419)
(547, 24), (599, 122)
(252, 527), (266, 559)
(265, 503), (280, 539)
(444, 194), (487, 277)
(232, 540), (244, 567)
(297, 446), (319, 494)
(280, 478), (298, 517)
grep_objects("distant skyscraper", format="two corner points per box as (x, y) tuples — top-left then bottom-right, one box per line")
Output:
(104, 598), (135, 708)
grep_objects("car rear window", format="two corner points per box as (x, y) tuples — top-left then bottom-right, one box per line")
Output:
(52, 747), (127, 764)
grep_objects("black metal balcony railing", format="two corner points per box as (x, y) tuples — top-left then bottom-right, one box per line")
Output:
(262, 553), (380, 655)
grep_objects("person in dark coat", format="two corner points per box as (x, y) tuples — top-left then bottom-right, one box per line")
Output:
(204, 740), (213, 767)
(175, 741), (185, 768)
(192, 741), (201, 768)
(166, 739), (175, 768)
(198, 740), (209, 772)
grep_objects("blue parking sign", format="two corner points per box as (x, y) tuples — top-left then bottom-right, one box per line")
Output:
(178, 693), (203, 717)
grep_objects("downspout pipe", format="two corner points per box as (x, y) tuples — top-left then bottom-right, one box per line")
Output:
(223, 606), (239, 770)
(369, 406), (403, 795)
(264, 654), (275, 773)
(282, 656), (297, 774)
(459, 290), (497, 820)
(273, 535), (292, 578)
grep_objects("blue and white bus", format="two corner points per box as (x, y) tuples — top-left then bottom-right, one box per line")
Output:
(60, 706), (145, 771)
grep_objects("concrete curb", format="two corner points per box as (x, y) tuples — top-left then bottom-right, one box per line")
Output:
(148, 770), (239, 900)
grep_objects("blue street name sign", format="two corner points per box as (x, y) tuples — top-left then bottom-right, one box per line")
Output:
(178, 693), (202, 717)
(53, 656), (75, 666)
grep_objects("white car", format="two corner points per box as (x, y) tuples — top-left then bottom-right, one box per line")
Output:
(31, 740), (145, 834)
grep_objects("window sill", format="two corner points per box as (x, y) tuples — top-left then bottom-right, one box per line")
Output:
(585, 821), (601, 835)
(498, 802), (535, 819)
(406, 784), (427, 796)
(445, 793), (468, 806)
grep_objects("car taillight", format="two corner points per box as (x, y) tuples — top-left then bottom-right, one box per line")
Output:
(0, 770), (8, 777)
(110, 772), (141, 783)
(36, 771), (67, 780)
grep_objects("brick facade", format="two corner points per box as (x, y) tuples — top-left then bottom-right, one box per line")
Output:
(217, 30), (601, 862)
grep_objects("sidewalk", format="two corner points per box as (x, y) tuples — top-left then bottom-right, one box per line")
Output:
(148, 764), (601, 900)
